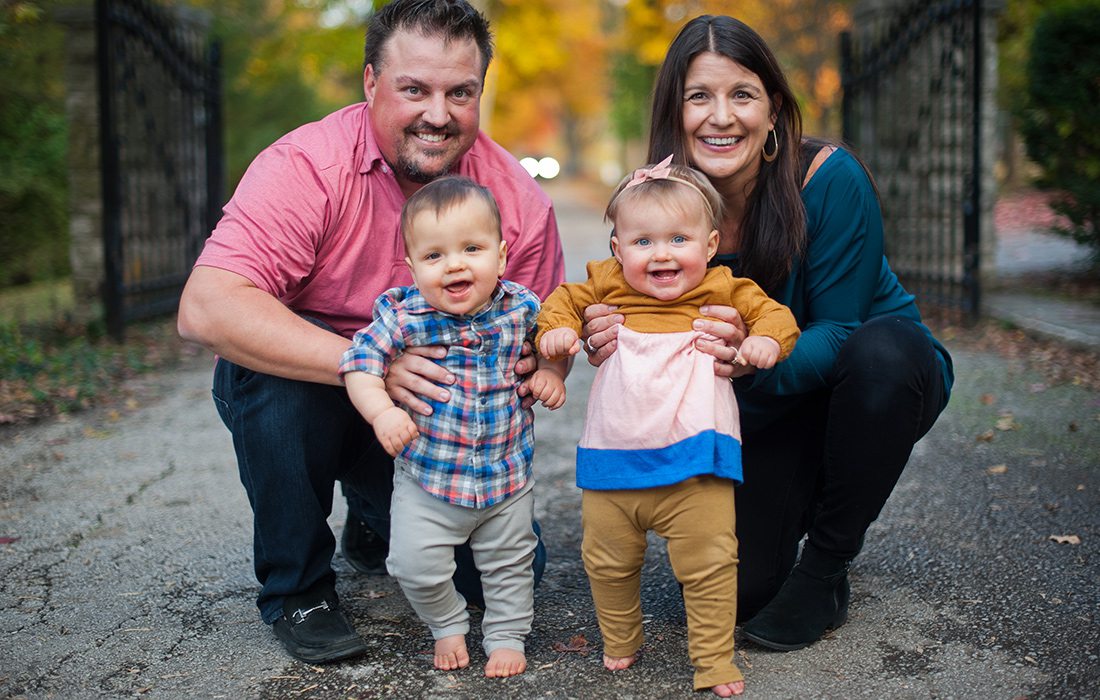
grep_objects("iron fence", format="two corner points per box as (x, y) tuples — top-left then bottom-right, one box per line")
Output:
(841, 0), (983, 322)
(96, 0), (222, 339)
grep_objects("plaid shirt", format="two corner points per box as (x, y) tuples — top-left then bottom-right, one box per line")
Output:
(340, 280), (540, 508)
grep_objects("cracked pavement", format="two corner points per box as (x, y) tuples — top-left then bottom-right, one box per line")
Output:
(1, 181), (1097, 698)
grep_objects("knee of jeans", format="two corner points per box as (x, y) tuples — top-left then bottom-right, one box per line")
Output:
(836, 317), (929, 383)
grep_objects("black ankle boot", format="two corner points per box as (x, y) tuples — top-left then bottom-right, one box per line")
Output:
(739, 543), (851, 651)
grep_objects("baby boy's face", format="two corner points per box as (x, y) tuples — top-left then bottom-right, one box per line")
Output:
(404, 196), (507, 316)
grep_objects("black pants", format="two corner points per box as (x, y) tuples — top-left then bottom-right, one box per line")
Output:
(734, 315), (949, 620)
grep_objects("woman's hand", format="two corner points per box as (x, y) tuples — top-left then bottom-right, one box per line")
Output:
(693, 305), (754, 379)
(581, 304), (624, 367)
(384, 346), (454, 416)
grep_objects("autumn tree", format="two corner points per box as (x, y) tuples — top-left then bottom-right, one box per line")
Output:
(0, 0), (68, 288)
(187, 0), (366, 186)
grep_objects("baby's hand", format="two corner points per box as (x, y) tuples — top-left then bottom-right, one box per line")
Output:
(373, 406), (419, 457)
(527, 368), (567, 410)
(735, 336), (781, 370)
(539, 327), (581, 360)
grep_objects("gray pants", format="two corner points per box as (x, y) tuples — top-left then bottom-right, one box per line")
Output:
(386, 463), (536, 656)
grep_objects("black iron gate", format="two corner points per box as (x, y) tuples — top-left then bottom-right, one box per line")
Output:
(841, 0), (983, 322)
(96, 0), (222, 339)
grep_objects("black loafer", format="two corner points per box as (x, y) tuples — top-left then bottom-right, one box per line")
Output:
(341, 516), (389, 575)
(272, 590), (367, 663)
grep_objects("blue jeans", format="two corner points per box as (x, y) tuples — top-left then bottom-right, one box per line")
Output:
(211, 356), (546, 623)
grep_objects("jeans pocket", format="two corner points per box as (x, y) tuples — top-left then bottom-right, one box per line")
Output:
(211, 390), (233, 429)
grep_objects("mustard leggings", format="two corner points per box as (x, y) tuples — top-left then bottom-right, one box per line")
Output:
(581, 476), (742, 690)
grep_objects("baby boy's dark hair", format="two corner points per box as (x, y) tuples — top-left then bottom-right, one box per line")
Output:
(400, 176), (502, 246)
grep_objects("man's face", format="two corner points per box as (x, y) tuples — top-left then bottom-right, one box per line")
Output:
(365, 29), (483, 197)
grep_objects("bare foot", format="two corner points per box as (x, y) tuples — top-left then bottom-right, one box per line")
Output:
(603, 653), (636, 671)
(711, 680), (745, 697)
(484, 648), (527, 677)
(433, 635), (469, 671)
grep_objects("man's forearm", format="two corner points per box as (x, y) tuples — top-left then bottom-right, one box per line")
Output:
(178, 267), (350, 386)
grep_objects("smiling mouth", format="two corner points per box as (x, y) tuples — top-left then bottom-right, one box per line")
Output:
(444, 281), (472, 296)
(409, 123), (455, 146)
(650, 270), (679, 282)
(701, 136), (742, 147)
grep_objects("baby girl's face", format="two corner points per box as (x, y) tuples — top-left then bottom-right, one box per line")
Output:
(611, 197), (718, 301)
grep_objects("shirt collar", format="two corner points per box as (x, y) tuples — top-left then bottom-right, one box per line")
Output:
(359, 103), (384, 176)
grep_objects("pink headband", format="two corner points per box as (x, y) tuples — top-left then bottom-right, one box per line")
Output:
(619, 154), (716, 223)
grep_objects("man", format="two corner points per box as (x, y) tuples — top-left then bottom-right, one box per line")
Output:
(177, 0), (564, 664)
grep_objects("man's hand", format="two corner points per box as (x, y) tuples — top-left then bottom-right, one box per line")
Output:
(580, 304), (623, 367)
(384, 346), (454, 416)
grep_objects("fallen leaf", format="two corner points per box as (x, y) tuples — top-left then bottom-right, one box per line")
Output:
(986, 464), (1008, 475)
(737, 648), (754, 669)
(996, 414), (1020, 431)
(1068, 422), (1078, 432)
(353, 589), (389, 600)
(1048, 534), (1081, 545)
(1028, 383), (1048, 393)
(1078, 484), (1086, 491)
(552, 634), (593, 655)
(980, 393), (995, 405)
(976, 430), (995, 443)
(0, 537), (20, 545)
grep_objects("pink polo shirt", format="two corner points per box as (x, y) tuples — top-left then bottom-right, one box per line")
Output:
(195, 102), (565, 338)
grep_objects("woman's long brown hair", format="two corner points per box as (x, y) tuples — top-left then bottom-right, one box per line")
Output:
(648, 15), (806, 295)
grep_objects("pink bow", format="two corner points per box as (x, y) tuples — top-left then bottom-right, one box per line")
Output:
(625, 153), (675, 189)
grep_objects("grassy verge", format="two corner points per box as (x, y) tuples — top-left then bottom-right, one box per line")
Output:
(0, 280), (199, 426)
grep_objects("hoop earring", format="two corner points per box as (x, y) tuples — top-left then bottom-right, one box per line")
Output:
(762, 129), (779, 163)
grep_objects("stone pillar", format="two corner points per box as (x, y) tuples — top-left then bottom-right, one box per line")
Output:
(55, 4), (104, 326)
(979, 0), (1004, 291)
(849, 0), (1001, 309)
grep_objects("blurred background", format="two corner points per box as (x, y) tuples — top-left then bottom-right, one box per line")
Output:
(0, 0), (1016, 288)
(1, 0), (1096, 424)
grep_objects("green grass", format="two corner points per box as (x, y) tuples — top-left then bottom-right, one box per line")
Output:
(0, 278), (187, 425)
(0, 278), (78, 326)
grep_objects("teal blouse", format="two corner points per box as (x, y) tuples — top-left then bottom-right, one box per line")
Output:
(719, 148), (954, 427)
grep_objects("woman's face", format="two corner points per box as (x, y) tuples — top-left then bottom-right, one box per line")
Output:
(681, 52), (776, 194)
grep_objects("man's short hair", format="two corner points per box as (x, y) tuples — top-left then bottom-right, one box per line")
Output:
(364, 0), (494, 80)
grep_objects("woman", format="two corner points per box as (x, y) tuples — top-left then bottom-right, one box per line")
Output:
(583, 15), (954, 651)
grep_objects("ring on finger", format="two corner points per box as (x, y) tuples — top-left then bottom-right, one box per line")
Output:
(584, 337), (597, 355)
